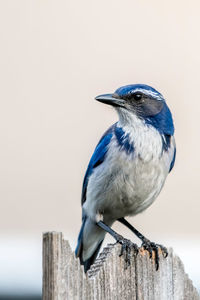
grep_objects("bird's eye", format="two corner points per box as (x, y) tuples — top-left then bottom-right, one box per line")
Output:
(132, 93), (142, 101)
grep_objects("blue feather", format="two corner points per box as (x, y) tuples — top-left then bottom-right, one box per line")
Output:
(81, 125), (114, 204)
(144, 102), (174, 136)
(161, 134), (171, 151)
(75, 214), (87, 258)
(115, 84), (162, 98)
(144, 102), (175, 157)
(114, 125), (134, 154)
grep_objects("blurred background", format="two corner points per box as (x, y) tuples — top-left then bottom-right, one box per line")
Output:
(0, 0), (200, 298)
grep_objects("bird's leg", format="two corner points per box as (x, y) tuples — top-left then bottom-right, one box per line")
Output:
(118, 218), (168, 270)
(96, 220), (138, 266)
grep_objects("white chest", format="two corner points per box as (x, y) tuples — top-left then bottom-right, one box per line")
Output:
(84, 121), (174, 222)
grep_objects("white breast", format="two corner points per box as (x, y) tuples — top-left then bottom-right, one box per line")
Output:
(83, 116), (175, 223)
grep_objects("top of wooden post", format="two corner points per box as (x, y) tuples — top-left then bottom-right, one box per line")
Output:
(42, 232), (199, 300)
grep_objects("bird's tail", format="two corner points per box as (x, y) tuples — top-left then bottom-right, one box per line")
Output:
(75, 216), (105, 272)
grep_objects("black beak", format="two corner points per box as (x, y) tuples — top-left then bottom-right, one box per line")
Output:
(95, 94), (125, 108)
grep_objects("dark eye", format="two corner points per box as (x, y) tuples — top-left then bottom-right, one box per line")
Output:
(132, 93), (142, 101)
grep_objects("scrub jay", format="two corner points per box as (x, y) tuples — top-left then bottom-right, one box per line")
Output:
(75, 84), (176, 272)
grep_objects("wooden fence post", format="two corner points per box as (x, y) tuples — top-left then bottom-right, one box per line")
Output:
(42, 232), (199, 300)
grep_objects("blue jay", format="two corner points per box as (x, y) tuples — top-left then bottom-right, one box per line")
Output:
(75, 84), (176, 272)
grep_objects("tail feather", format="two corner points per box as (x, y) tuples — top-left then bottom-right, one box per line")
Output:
(75, 215), (87, 259)
(82, 240), (103, 272)
(75, 216), (105, 272)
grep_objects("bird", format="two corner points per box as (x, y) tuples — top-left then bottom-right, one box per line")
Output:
(75, 84), (176, 273)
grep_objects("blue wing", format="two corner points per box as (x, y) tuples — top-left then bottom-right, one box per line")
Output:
(81, 124), (115, 205)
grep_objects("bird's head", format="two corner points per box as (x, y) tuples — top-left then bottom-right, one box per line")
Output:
(95, 84), (174, 135)
(95, 84), (165, 120)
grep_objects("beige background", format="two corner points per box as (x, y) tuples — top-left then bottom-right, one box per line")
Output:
(0, 0), (199, 294)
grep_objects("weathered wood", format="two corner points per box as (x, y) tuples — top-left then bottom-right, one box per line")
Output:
(42, 232), (199, 300)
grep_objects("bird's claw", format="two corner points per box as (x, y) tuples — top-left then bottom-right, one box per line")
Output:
(115, 235), (138, 267)
(141, 239), (168, 270)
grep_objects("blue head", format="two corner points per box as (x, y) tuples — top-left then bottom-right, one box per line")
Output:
(95, 84), (174, 135)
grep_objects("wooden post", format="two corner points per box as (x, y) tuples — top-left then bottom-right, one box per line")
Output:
(42, 232), (199, 300)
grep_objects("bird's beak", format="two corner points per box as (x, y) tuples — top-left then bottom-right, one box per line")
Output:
(95, 94), (125, 108)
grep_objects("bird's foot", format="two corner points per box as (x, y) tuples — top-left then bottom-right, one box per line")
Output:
(115, 234), (138, 266)
(141, 238), (168, 270)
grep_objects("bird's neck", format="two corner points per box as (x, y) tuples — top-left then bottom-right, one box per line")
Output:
(117, 108), (146, 133)
(116, 102), (174, 137)
(115, 111), (164, 161)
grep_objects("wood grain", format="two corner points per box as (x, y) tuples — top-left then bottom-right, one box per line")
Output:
(42, 232), (199, 300)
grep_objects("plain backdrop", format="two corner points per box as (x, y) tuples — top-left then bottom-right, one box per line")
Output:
(0, 0), (199, 295)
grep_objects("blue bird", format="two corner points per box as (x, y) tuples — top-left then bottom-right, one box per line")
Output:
(75, 84), (176, 272)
